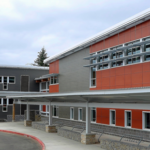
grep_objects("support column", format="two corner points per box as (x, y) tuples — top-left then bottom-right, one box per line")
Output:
(45, 101), (57, 133)
(81, 101), (95, 144)
(86, 101), (91, 134)
(12, 102), (15, 122)
(24, 101), (32, 127)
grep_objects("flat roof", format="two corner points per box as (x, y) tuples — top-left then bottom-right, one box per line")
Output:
(0, 65), (49, 70)
(44, 8), (150, 64)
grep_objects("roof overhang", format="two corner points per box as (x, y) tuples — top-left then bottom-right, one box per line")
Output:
(44, 8), (150, 64)
(6, 87), (150, 103)
(35, 73), (59, 81)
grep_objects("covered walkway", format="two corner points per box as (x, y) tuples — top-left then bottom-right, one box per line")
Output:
(0, 122), (104, 150)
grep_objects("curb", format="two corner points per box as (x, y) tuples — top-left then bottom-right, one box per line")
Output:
(0, 130), (45, 150)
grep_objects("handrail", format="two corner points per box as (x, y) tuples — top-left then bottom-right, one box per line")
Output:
(91, 128), (104, 142)
(72, 125), (85, 133)
(120, 134), (143, 146)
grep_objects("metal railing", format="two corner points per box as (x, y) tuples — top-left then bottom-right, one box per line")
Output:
(72, 125), (85, 133)
(120, 134), (143, 146)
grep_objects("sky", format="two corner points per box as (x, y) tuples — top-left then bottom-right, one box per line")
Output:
(0, 0), (150, 65)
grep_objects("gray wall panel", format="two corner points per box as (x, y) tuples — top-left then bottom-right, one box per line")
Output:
(0, 68), (48, 91)
(59, 47), (90, 92)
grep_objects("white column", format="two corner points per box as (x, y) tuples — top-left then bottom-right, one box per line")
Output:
(86, 101), (91, 134)
(26, 102), (30, 120)
(49, 101), (52, 126)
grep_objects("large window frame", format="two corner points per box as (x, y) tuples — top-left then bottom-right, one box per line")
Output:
(70, 107), (74, 120)
(78, 108), (83, 121)
(110, 110), (116, 126)
(50, 76), (59, 85)
(127, 56), (141, 65)
(142, 111), (150, 130)
(90, 67), (96, 87)
(91, 107), (96, 123)
(125, 110), (132, 128)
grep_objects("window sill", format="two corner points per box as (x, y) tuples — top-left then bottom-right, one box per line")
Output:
(90, 86), (96, 88)
(50, 83), (59, 86)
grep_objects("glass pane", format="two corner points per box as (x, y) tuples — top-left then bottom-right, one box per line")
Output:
(91, 67), (96, 78)
(91, 108), (96, 122)
(103, 64), (108, 69)
(99, 65), (103, 70)
(117, 52), (123, 58)
(91, 58), (96, 64)
(9, 99), (13, 104)
(54, 106), (56, 116)
(104, 55), (108, 61)
(127, 112), (131, 126)
(116, 61), (123, 66)
(145, 44), (150, 52)
(132, 57), (140, 63)
(9, 77), (15, 83)
(4, 77), (7, 83)
(127, 59), (132, 64)
(0, 77), (1, 83)
(3, 99), (7, 105)
(51, 77), (54, 84)
(112, 53), (116, 59)
(145, 55), (150, 61)
(54, 77), (57, 84)
(91, 79), (96, 86)
(79, 109), (82, 120)
(111, 111), (115, 124)
(99, 57), (102, 62)
(112, 62), (116, 67)
(145, 113), (150, 129)
(3, 83), (7, 89)
(127, 49), (132, 55)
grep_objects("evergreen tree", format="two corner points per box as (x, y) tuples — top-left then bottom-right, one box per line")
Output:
(34, 47), (48, 66)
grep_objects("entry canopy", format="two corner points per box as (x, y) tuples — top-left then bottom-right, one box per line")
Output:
(6, 87), (150, 103)
(35, 73), (59, 81)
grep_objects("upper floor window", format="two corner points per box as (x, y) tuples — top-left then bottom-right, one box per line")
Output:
(112, 61), (123, 67)
(9, 77), (15, 83)
(127, 56), (140, 64)
(112, 51), (123, 59)
(91, 67), (96, 87)
(50, 76), (58, 85)
(98, 55), (108, 62)
(145, 43), (150, 52)
(99, 64), (108, 70)
(127, 46), (140, 55)
(145, 54), (150, 61)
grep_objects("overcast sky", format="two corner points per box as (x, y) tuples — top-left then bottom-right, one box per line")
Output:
(0, 0), (150, 65)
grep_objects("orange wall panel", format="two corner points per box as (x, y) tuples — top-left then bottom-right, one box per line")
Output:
(49, 84), (59, 93)
(92, 62), (150, 91)
(49, 60), (59, 74)
(43, 105), (46, 112)
(90, 20), (150, 53)
(116, 109), (124, 127)
(132, 110), (142, 129)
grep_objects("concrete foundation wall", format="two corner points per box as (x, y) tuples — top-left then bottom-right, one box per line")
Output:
(41, 117), (150, 141)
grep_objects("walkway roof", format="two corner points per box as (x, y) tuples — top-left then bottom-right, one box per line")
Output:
(6, 87), (150, 103)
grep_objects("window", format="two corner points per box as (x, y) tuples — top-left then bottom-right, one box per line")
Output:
(143, 112), (150, 129)
(112, 61), (123, 67)
(53, 106), (58, 117)
(70, 107), (74, 120)
(91, 67), (96, 87)
(0, 77), (2, 83)
(110, 110), (115, 125)
(2, 106), (7, 112)
(91, 107), (96, 122)
(9, 77), (15, 83)
(145, 43), (150, 52)
(127, 46), (140, 55)
(125, 111), (131, 127)
(98, 64), (108, 70)
(4, 77), (7, 83)
(98, 55), (108, 62)
(3, 99), (7, 105)
(112, 51), (123, 59)
(127, 56), (140, 64)
(50, 76), (58, 85)
(3, 83), (8, 90)
(78, 108), (82, 121)
(41, 82), (46, 90)
(145, 54), (150, 61)
(8, 99), (13, 105)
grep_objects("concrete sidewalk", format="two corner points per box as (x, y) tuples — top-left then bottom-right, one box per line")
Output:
(0, 122), (104, 150)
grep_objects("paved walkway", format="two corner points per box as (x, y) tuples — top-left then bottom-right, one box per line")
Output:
(0, 122), (104, 150)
